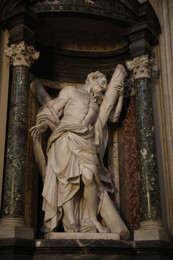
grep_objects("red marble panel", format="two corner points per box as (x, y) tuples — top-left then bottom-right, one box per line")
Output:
(121, 97), (140, 230)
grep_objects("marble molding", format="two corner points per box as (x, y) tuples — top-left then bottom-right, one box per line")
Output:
(45, 232), (120, 240)
(0, 41), (39, 238)
(126, 55), (168, 241)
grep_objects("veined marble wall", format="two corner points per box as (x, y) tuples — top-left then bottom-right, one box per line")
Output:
(149, 0), (173, 238)
(0, 30), (9, 211)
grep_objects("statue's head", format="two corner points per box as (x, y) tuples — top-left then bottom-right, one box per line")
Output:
(85, 71), (107, 103)
(86, 71), (107, 90)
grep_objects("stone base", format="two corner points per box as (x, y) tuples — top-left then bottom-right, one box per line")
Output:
(0, 238), (173, 260)
(45, 231), (120, 240)
(134, 228), (170, 241)
(134, 221), (170, 241)
(35, 237), (133, 260)
(0, 238), (34, 260)
(0, 217), (26, 226)
(0, 226), (34, 239)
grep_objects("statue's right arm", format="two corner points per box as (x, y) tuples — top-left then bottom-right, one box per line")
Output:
(30, 84), (72, 137)
(50, 86), (72, 114)
(30, 78), (52, 106)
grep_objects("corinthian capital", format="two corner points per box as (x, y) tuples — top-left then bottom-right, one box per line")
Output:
(4, 41), (40, 67)
(126, 55), (158, 79)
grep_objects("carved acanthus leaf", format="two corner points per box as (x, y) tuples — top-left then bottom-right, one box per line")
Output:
(126, 55), (158, 79)
(4, 41), (40, 67)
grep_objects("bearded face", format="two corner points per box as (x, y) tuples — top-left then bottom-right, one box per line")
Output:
(92, 84), (104, 103)
(85, 71), (107, 103)
(91, 73), (107, 103)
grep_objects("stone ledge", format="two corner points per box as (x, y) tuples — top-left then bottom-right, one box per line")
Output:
(0, 238), (34, 260)
(0, 238), (173, 260)
(44, 232), (120, 240)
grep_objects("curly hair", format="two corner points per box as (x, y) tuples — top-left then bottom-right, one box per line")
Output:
(85, 71), (107, 92)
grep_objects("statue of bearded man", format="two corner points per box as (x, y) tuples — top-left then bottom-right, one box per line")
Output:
(30, 64), (130, 240)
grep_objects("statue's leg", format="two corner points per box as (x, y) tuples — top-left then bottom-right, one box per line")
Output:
(82, 168), (109, 233)
(62, 200), (78, 232)
(100, 191), (130, 239)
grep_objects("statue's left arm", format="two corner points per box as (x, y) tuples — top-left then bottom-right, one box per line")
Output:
(98, 64), (127, 128)
(108, 92), (124, 123)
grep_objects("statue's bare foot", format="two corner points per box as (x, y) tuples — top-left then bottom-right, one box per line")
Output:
(66, 223), (78, 232)
(91, 218), (110, 233)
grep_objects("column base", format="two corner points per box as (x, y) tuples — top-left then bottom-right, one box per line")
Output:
(0, 226), (34, 239)
(134, 220), (170, 241)
(0, 218), (34, 239)
(0, 217), (26, 226)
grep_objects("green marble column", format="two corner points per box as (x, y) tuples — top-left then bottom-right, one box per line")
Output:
(2, 65), (30, 222)
(126, 55), (168, 241)
(136, 77), (161, 222)
(0, 41), (39, 238)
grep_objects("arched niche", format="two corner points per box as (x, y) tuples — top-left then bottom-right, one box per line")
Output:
(0, 0), (161, 237)
(1, 0), (160, 82)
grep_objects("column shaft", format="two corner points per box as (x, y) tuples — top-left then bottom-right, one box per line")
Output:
(135, 77), (161, 222)
(2, 65), (30, 221)
(126, 55), (169, 240)
(0, 41), (39, 238)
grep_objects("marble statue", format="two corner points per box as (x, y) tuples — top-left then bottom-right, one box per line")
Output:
(30, 64), (130, 239)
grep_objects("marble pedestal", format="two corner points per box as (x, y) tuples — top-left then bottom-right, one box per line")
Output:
(134, 221), (170, 241)
(134, 229), (170, 241)
(0, 226), (34, 239)
(0, 237), (173, 260)
(44, 232), (120, 240)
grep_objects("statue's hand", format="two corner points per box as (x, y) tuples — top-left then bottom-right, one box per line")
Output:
(30, 122), (47, 138)
(113, 82), (124, 96)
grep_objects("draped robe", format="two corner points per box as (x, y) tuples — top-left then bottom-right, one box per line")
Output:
(33, 86), (113, 232)
(32, 65), (129, 236)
